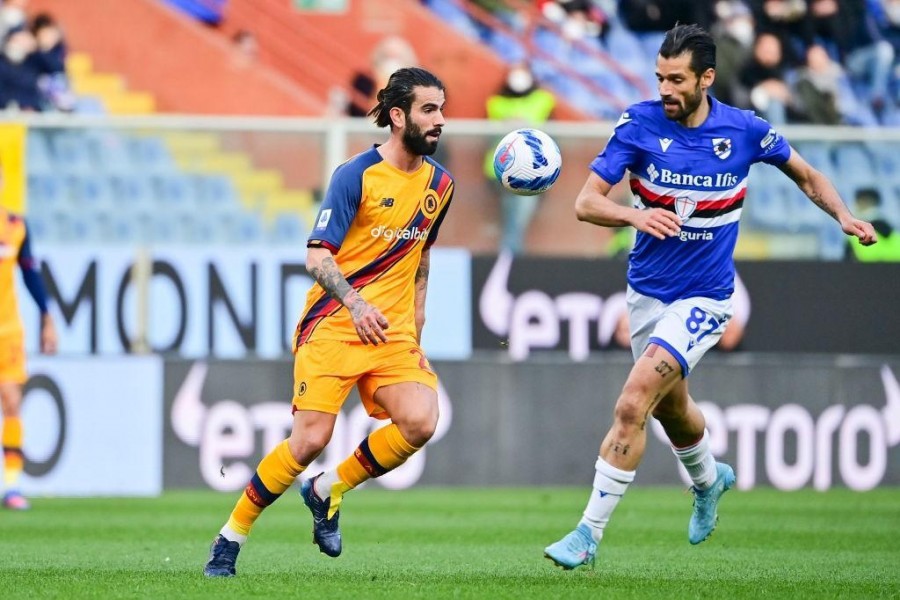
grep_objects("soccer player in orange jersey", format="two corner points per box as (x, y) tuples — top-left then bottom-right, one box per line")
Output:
(0, 203), (57, 510)
(205, 67), (454, 577)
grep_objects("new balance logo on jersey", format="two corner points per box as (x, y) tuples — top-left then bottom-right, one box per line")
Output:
(659, 138), (673, 152)
(379, 197), (395, 208)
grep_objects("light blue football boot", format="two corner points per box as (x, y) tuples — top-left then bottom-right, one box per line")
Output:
(544, 523), (597, 570)
(689, 462), (736, 545)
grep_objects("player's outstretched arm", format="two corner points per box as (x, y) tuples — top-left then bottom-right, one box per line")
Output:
(306, 245), (389, 345)
(575, 172), (682, 240)
(414, 249), (429, 344)
(778, 148), (878, 246)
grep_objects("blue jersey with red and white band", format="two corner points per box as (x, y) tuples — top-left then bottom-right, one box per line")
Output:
(591, 97), (791, 302)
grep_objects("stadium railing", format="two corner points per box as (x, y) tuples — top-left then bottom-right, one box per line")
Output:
(14, 113), (900, 259)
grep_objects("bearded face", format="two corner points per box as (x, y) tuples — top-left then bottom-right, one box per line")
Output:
(402, 113), (440, 156)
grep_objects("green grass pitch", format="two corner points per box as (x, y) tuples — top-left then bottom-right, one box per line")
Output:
(1, 487), (898, 598)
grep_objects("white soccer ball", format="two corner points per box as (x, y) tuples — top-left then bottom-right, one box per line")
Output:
(492, 128), (562, 196)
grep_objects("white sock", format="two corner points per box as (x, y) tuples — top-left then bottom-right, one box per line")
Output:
(578, 457), (635, 543)
(313, 470), (341, 499)
(672, 429), (717, 490)
(219, 524), (247, 546)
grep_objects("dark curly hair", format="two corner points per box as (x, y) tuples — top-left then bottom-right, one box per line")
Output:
(659, 23), (716, 76)
(368, 67), (445, 128)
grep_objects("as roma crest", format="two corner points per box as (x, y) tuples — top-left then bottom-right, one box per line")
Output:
(422, 191), (439, 216)
(712, 138), (732, 160)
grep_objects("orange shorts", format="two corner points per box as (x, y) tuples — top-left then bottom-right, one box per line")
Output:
(0, 333), (27, 384)
(292, 338), (438, 420)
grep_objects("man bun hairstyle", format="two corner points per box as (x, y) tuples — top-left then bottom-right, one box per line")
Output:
(659, 23), (716, 76)
(368, 67), (445, 128)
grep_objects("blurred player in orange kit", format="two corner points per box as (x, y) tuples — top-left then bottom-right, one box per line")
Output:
(205, 67), (454, 577)
(0, 198), (57, 510)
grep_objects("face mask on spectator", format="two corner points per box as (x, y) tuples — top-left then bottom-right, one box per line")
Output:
(727, 17), (754, 47)
(5, 45), (27, 63)
(1, 7), (25, 29)
(889, 4), (900, 25)
(507, 68), (534, 93)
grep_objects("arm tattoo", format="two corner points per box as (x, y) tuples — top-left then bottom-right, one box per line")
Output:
(806, 185), (839, 220)
(310, 256), (358, 308)
(780, 160), (840, 220)
(415, 252), (430, 292)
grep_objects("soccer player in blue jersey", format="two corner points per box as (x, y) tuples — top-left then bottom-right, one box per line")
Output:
(544, 24), (877, 570)
(204, 67), (454, 577)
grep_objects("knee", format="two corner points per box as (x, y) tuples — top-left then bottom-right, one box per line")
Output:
(394, 407), (438, 447)
(613, 393), (647, 429)
(289, 429), (331, 465)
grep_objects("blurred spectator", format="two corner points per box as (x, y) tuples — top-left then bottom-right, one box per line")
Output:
(618, 0), (714, 57)
(0, 29), (43, 110)
(749, 0), (812, 65)
(838, 0), (895, 120)
(806, 0), (844, 51)
(231, 29), (258, 67)
(792, 43), (843, 124)
(845, 187), (900, 260)
(0, 0), (27, 41)
(540, 0), (609, 41)
(739, 32), (795, 123)
(346, 35), (418, 117)
(483, 63), (555, 253)
(30, 12), (74, 111)
(711, 0), (756, 106)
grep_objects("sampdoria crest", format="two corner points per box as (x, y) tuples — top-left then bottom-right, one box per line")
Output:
(712, 138), (732, 160)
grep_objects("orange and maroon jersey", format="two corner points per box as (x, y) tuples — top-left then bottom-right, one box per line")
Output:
(0, 208), (28, 337)
(294, 146), (454, 348)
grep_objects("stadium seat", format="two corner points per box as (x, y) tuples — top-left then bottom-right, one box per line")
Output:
(150, 173), (198, 207)
(834, 144), (876, 181)
(65, 174), (114, 208)
(193, 174), (239, 210)
(127, 135), (175, 173)
(26, 130), (54, 174)
(85, 130), (136, 174)
(49, 131), (94, 174)
(25, 213), (52, 242)
(109, 173), (155, 207)
(27, 173), (65, 209)
(488, 30), (526, 64)
(422, 0), (481, 39)
(268, 212), (309, 244)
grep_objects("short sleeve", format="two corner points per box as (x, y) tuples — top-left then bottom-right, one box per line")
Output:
(749, 115), (791, 166)
(589, 112), (639, 185)
(308, 162), (362, 251)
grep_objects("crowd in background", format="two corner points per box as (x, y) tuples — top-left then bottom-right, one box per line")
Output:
(0, 0), (73, 112)
(464, 0), (900, 127)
